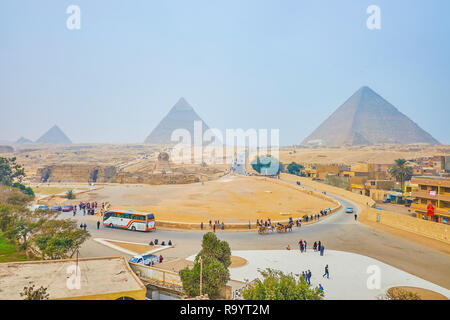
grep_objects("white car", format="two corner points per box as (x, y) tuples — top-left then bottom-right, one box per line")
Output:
(345, 207), (354, 214)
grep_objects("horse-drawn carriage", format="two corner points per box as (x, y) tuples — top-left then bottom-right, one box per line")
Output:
(258, 225), (274, 234)
(258, 222), (293, 234)
(276, 222), (294, 233)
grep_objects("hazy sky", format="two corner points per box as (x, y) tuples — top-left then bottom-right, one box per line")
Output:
(1, 0), (449, 145)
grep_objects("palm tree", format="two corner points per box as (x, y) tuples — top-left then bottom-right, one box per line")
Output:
(390, 159), (413, 191)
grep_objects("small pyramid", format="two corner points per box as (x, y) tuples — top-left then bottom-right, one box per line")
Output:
(301, 86), (440, 146)
(15, 137), (33, 144)
(36, 125), (72, 144)
(144, 98), (210, 145)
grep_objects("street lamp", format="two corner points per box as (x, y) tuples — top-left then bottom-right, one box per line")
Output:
(198, 256), (203, 297)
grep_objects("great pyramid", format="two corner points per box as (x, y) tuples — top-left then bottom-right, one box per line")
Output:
(36, 125), (72, 144)
(301, 86), (440, 146)
(144, 98), (210, 145)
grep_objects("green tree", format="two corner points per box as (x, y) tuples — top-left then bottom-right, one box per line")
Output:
(242, 269), (324, 300)
(179, 232), (231, 299)
(20, 284), (49, 300)
(287, 162), (304, 175)
(0, 187), (89, 260)
(0, 157), (25, 186)
(197, 232), (231, 268)
(32, 219), (89, 259)
(390, 159), (413, 190)
(12, 182), (35, 197)
(385, 287), (421, 300)
(66, 190), (75, 200)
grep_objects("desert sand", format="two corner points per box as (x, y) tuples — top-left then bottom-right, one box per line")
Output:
(70, 175), (336, 223)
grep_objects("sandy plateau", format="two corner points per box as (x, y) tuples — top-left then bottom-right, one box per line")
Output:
(68, 175), (336, 223)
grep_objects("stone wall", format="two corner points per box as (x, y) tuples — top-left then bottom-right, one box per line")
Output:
(365, 207), (449, 244)
(282, 173), (449, 244)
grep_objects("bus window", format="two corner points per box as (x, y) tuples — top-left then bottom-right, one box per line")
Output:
(147, 214), (155, 220)
(103, 211), (112, 220)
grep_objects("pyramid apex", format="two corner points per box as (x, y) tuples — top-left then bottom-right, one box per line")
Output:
(172, 97), (193, 111)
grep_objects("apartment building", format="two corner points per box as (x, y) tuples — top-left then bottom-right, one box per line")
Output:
(411, 176), (450, 224)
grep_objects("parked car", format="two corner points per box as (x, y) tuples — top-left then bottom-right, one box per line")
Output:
(345, 207), (354, 214)
(129, 254), (159, 266)
(37, 205), (49, 211)
(51, 205), (62, 212)
(62, 205), (74, 212)
(382, 198), (391, 203)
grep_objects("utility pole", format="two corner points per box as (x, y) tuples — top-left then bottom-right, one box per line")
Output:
(76, 249), (79, 277)
(199, 256), (203, 297)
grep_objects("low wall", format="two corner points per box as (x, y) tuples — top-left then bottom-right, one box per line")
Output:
(129, 262), (233, 299)
(129, 262), (182, 287)
(36, 187), (104, 204)
(281, 174), (449, 244)
(155, 176), (341, 231)
(366, 208), (450, 244)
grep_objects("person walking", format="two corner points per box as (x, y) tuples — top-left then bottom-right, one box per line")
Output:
(354, 213), (358, 221)
(320, 244), (325, 256)
(221, 222), (224, 231)
(97, 220), (100, 230)
(307, 270), (311, 285)
(313, 241), (317, 252)
(201, 222), (203, 230)
(248, 221), (251, 230)
(83, 223), (87, 231)
(323, 265), (329, 278)
(213, 224), (216, 233)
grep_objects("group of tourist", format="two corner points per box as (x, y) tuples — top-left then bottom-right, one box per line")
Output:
(295, 239), (326, 256)
(301, 270), (312, 284)
(301, 267), (328, 291)
(199, 207), (334, 232)
(254, 207), (333, 229)
(200, 220), (225, 232)
(71, 201), (106, 217)
(256, 218), (272, 227)
(299, 263), (328, 294)
(303, 208), (332, 223)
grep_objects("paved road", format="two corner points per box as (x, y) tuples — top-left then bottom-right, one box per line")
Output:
(72, 180), (450, 289)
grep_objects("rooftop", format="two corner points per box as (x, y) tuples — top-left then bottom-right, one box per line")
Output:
(0, 256), (145, 300)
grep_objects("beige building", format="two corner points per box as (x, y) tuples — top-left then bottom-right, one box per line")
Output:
(411, 176), (450, 224)
(0, 256), (146, 300)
